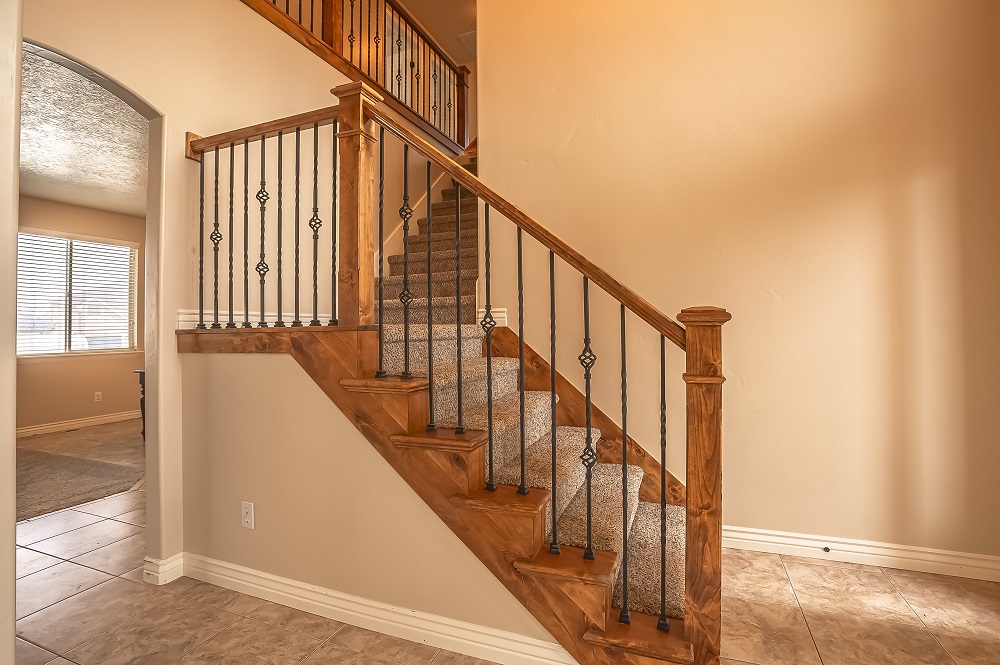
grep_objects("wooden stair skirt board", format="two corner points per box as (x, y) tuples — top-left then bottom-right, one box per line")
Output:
(178, 327), (701, 665)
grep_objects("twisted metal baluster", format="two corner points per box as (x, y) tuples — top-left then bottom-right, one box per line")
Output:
(226, 143), (236, 328)
(256, 136), (270, 327)
(399, 144), (414, 379)
(425, 161), (436, 432)
(348, 0), (355, 64)
(373, 0), (380, 85)
(549, 250), (559, 553)
(375, 126), (386, 377)
(516, 226), (527, 495)
(481, 204), (495, 490)
(658, 333), (670, 633)
(197, 155), (206, 329)
(329, 121), (339, 325)
(242, 139), (252, 328)
(454, 183), (465, 434)
(291, 128), (303, 327)
(619, 304), (631, 625)
(309, 123), (323, 326)
(274, 132), (285, 327)
(579, 276), (597, 559)
(210, 146), (222, 328)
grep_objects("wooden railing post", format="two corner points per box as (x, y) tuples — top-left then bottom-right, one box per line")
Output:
(333, 81), (383, 326)
(456, 65), (471, 149)
(322, 0), (343, 54)
(677, 306), (730, 665)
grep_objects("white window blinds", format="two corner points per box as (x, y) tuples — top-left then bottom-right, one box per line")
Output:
(16, 232), (138, 355)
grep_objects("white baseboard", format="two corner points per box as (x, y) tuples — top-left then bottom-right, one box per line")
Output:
(477, 307), (507, 328)
(183, 553), (573, 665)
(723, 525), (1000, 582)
(16, 410), (142, 438)
(144, 552), (185, 585)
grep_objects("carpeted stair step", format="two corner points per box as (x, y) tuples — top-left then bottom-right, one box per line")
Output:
(557, 463), (645, 555)
(431, 199), (479, 216)
(380, 323), (484, 376)
(377, 270), (478, 299)
(375, 294), (478, 325)
(388, 247), (478, 277)
(613, 501), (685, 619)
(431, 357), (520, 422)
(441, 187), (478, 202)
(406, 228), (478, 255)
(495, 426), (593, 524)
(416, 211), (479, 236)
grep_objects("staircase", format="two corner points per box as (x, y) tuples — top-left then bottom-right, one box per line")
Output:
(179, 8), (731, 665)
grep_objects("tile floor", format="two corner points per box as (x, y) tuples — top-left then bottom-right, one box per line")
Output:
(13, 422), (1000, 664)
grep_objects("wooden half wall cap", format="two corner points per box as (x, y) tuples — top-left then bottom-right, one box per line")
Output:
(676, 306), (732, 326)
(330, 81), (385, 105)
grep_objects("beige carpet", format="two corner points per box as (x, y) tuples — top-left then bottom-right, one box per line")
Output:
(16, 448), (145, 521)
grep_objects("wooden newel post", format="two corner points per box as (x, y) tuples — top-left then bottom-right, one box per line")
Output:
(456, 65), (471, 149)
(677, 305), (731, 665)
(332, 82), (384, 326)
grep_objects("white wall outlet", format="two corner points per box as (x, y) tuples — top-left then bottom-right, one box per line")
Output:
(241, 501), (254, 529)
(94, 392), (102, 402)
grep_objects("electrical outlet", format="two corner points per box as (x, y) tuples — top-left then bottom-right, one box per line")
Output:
(94, 392), (102, 402)
(241, 501), (254, 529)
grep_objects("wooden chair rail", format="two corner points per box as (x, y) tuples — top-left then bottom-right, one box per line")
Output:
(365, 105), (688, 350)
(185, 105), (341, 160)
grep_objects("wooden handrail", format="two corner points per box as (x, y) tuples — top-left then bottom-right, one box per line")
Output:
(184, 105), (341, 160)
(364, 104), (687, 350)
(381, 0), (463, 77)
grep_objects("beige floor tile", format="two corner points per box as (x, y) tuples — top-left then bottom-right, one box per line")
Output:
(75, 491), (145, 519)
(173, 617), (322, 664)
(16, 510), (104, 546)
(170, 579), (266, 615)
(15, 562), (113, 620)
(112, 508), (146, 526)
(885, 569), (1000, 665)
(784, 560), (921, 625)
(330, 625), (440, 665)
(15, 637), (60, 665)
(15, 547), (62, 579)
(303, 642), (396, 664)
(807, 613), (954, 665)
(780, 553), (882, 573)
(721, 660), (757, 665)
(65, 593), (241, 665)
(30, 519), (142, 559)
(721, 594), (821, 665)
(724, 549), (798, 599)
(158, 575), (202, 596)
(40, 660), (74, 665)
(16, 577), (167, 654)
(120, 566), (145, 582)
(430, 651), (501, 665)
(71, 532), (146, 575)
(246, 601), (344, 640)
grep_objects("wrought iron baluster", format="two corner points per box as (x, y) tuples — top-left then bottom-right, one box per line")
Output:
(414, 34), (421, 114)
(227, 143), (236, 328)
(425, 160), (436, 432)
(329, 121), (339, 325)
(481, 204), (495, 489)
(373, 0), (380, 85)
(549, 249), (559, 553)
(292, 127), (303, 327)
(348, 0), (355, 64)
(658, 333), (670, 633)
(619, 304), (631, 625)
(310, 0), (315, 31)
(447, 69), (454, 140)
(275, 132), (285, 327)
(399, 144), (414, 379)
(375, 126), (386, 377)
(256, 136), (270, 327)
(516, 226), (527, 495)
(454, 183), (465, 434)
(579, 276), (597, 559)
(366, 0), (371, 76)
(309, 123), (323, 326)
(197, 155), (206, 329)
(298, 0), (302, 23)
(211, 146), (222, 328)
(395, 11), (403, 100)
(243, 138), (252, 328)
(432, 54), (439, 129)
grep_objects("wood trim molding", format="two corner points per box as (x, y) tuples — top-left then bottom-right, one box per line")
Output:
(185, 106), (341, 160)
(365, 105), (686, 349)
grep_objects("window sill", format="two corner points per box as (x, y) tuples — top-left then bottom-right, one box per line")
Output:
(16, 350), (144, 365)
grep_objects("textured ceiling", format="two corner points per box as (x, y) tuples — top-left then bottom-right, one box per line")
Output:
(19, 48), (149, 217)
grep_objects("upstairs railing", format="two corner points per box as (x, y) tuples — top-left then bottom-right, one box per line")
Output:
(185, 82), (727, 665)
(243, 0), (469, 153)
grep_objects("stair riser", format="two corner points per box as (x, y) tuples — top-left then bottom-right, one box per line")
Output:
(390, 255), (478, 277)
(407, 235), (478, 254)
(377, 278), (477, 299)
(432, 201), (479, 215)
(417, 218), (479, 236)
(432, 369), (520, 423)
(376, 306), (479, 325)
(380, 336), (484, 376)
(441, 189), (478, 201)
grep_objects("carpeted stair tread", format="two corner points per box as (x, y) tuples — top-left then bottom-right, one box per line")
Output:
(431, 356), (518, 391)
(407, 233), (478, 255)
(613, 501), (685, 619)
(381, 323), (484, 343)
(557, 463), (645, 555)
(388, 248), (478, 277)
(376, 295), (478, 324)
(378, 270), (478, 298)
(495, 426), (593, 522)
(441, 188), (479, 201)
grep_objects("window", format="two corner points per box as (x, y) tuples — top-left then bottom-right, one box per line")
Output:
(16, 232), (138, 355)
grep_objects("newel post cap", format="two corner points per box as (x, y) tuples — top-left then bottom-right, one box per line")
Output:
(331, 81), (385, 105)
(677, 306), (732, 326)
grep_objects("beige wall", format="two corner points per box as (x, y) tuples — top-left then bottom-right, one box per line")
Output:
(478, 0), (1000, 557)
(1, 0), (22, 659)
(16, 195), (145, 429)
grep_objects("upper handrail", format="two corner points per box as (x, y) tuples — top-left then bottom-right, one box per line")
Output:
(185, 105), (341, 159)
(364, 104), (687, 350)
(381, 0), (463, 77)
